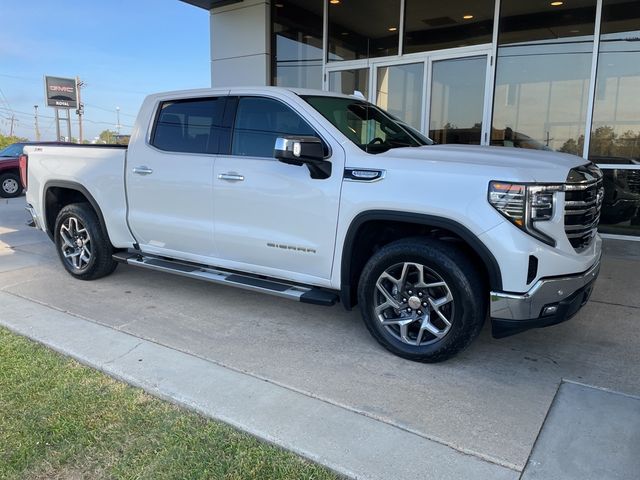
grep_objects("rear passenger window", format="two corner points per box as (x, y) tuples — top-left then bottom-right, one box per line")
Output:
(152, 97), (228, 154)
(231, 97), (318, 158)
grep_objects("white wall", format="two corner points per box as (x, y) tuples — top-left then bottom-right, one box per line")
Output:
(210, 0), (270, 87)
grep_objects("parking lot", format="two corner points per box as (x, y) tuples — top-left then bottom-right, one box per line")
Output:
(2, 195), (639, 473)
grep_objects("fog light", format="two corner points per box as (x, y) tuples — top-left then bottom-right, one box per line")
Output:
(542, 305), (558, 317)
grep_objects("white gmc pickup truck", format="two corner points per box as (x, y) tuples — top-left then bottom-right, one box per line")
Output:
(21, 87), (603, 362)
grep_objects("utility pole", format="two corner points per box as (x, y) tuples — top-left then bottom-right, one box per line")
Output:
(76, 77), (84, 143)
(55, 109), (61, 141)
(116, 106), (121, 136)
(34, 105), (41, 141)
(9, 114), (16, 136)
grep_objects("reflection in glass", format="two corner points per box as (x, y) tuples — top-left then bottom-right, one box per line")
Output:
(272, 1), (323, 89)
(491, 1), (596, 153)
(499, 0), (597, 45)
(376, 63), (424, 130)
(492, 47), (593, 152)
(429, 57), (486, 145)
(598, 169), (640, 236)
(589, 0), (640, 164)
(329, 69), (369, 97)
(303, 96), (429, 154)
(585, 1), (640, 237)
(328, 0), (400, 61)
(404, 0), (495, 54)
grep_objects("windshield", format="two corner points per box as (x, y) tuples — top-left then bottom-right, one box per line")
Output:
(0, 143), (26, 157)
(301, 96), (432, 154)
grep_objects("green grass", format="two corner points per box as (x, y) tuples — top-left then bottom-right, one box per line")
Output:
(0, 327), (337, 480)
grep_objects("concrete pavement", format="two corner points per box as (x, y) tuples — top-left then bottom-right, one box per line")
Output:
(522, 382), (640, 480)
(0, 290), (518, 480)
(2, 196), (640, 478)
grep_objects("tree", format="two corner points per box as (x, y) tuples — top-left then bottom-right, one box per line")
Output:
(588, 126), (640, 160)
(559, 135), (584, 156)
(0, 133), (29, 150)
(97, 130), (118, 144)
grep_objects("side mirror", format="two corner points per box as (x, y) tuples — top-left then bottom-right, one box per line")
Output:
(274, 136), (331, 179)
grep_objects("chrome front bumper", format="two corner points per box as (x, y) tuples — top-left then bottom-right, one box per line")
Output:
(490, 255), (601, 337)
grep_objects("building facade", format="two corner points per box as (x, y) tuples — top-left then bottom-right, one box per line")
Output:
(184, 0), (640, 239)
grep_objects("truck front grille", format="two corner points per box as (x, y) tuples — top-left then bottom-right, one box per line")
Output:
(627, 170), (640, 195)
(564, 164), (604, 252)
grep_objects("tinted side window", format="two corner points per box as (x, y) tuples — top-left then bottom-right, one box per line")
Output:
(152, 97), (228, 154)
(231, 97), (316, 157)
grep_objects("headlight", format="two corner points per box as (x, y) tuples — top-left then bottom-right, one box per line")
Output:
(488, 182), (561, 246)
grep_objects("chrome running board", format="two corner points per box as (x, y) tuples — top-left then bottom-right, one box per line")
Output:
(112, 252), (338, 306)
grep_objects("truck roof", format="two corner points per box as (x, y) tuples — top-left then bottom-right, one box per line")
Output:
(143, 86), (356, 103)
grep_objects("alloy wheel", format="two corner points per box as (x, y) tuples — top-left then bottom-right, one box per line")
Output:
(374, 262), (454, 346)
(59, 216), (92, 270)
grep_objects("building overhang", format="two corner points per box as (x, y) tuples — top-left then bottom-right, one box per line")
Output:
(180, 0), (242, 9)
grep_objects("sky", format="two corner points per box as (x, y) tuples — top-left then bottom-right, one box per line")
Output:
(0, 0), (210, 141)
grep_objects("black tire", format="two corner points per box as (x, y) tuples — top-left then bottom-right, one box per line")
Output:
(54, 203), (117, 280)
(0, 172), (23, 198)
(358, 237), (485, 363)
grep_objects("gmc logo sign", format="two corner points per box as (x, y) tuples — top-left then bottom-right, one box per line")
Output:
(49, 85), (74, 93)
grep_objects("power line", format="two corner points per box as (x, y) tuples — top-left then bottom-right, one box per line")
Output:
(0, 106), (133, 128)
(83, 102), (136, 118)
(0, 86), (14, 114)
(0, 72), (151, 96)
(40, 119), (56, 137)
(0, 73), (41, 83)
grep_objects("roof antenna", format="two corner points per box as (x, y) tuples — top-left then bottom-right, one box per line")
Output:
(352, 90), (366, 100)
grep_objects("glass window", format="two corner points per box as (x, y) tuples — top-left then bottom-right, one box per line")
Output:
(231, 97), (317, 158)
(328, 0), (401, 61)
(272, 1), (323, 89)
(429, 56), (486, 145)
(589, 0), (640, 164)
(0, 143), (26, 157)
(152, 98), (228, 154)
(598, 169), (640, 236)
(328, 68), (369, 97)
(376, 63), (424, 130)
(590, 0), (640, 236)
(303, 95), (430, 154)
(404, 0), (495, 54)
(491, 1), (597, 153)
(499, 0), (597, 45)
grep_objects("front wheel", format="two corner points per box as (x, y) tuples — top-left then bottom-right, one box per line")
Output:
(358, 238), (485, 363)
(0, 173), (22, 198)
(54, 203), (117, 280)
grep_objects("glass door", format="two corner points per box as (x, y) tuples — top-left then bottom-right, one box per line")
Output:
(375, 62), (425, 131)
(327, 68), (370, 98)
(427, 55), (489, 145)
(325, 49), (493, 145)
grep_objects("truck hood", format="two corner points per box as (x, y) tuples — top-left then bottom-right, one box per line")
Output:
(378, 144), (588, 183)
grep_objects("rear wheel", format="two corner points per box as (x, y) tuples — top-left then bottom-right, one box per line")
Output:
(0, 173), (22, 198)
(54, 203), (117, 280)
(358, 238), (485, 362)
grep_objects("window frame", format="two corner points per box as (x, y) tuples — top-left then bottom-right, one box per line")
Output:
(149, 96), (231, 156)
(227, 95), (332, 160)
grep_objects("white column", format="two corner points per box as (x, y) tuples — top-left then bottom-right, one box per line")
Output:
(210, 0), (270, 87)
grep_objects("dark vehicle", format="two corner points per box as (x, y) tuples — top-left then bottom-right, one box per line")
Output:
(591, 156), (640, 226)
(0, 143), (26, 198)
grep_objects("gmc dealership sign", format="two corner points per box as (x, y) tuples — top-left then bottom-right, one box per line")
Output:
(45, 76), (78, 109)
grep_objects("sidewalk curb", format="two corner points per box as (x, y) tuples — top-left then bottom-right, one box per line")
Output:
(0, 290), (518, 480)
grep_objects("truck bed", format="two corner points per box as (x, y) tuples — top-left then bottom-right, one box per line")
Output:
(24, 144), (136, 248)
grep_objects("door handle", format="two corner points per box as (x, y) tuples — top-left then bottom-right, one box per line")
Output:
(132, 166), (153, 175)
(218, 173), (244, 182)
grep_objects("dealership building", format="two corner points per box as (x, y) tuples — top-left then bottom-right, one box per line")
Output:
(182, 0), (640, 239)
